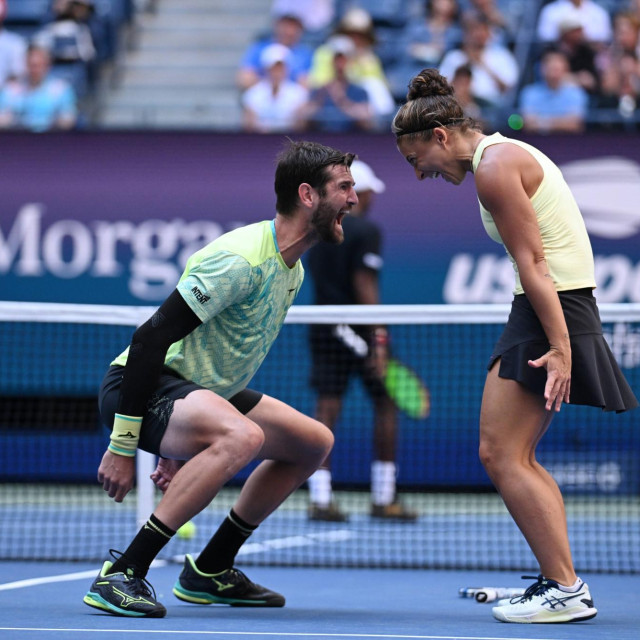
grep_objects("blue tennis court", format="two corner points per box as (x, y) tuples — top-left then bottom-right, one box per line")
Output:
(0, 561), (637, 640)
(1, 305), (638, 639)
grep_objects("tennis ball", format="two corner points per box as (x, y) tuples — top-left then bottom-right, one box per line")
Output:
(177, 521), (197, 540)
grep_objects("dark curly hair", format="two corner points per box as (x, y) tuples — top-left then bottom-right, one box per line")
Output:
(391, 68), (481, 141)
(275, 140), (355, 216)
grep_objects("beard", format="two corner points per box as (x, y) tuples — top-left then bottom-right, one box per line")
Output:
(311, 200), (344, 244)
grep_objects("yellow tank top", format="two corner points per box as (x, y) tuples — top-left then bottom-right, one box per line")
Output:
(472, 132), (596, 295)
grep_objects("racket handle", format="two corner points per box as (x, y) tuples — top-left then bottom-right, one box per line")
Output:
(475, 587), (525, 603)
(458, 587), (480, 598)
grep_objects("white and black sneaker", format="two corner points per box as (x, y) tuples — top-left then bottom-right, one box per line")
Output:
(492, 574), (597, 623)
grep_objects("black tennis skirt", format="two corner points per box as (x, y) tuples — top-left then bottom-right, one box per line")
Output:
(488, 288), (638, 413)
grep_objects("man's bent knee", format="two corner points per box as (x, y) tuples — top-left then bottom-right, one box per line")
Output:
(310, 420), (334, 462)
(225, 419), (265, 457)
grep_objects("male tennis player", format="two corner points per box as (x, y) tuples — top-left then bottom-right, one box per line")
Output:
(84, 140), (358, 618)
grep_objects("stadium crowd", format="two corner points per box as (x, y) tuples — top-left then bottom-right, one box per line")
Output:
(0, 0), (134, 129)
(1, 0), (639, 131)
(237, 0), (640, 134)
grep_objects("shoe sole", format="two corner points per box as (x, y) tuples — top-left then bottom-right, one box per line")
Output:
(83, 592), (166, 618)
(172, 584), (285, 607)
(493, 607), (598, 624)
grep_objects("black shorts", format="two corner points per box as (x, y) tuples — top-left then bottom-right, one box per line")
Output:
(488, 288), (638, 413)
(98, 365), (263, 455)
(309, 324), (387, 398)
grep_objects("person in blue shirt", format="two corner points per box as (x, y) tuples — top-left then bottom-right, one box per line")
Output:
(300, 35), (375, 132)
(236, 13), (313, 91)
(519, 48), (589, 134)
(0, 44), (77, 131)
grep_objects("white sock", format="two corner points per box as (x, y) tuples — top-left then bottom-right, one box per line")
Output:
(558, 577), (583, 592)
(371, 461), (396, 506)
(308, 469), (332, 507)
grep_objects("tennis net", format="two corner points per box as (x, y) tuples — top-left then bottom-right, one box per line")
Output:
(1, 301), (638, 573)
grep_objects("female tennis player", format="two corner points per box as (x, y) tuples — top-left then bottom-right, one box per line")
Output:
(392, 68), (638, 624)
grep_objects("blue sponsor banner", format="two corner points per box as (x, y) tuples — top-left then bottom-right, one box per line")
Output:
(2, 132), (639, 305)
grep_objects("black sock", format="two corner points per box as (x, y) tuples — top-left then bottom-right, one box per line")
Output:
(109, 514), (175, 578)
(195, 509), (257, 574)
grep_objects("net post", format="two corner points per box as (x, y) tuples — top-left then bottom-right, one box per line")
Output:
(136, 451), (156, 528)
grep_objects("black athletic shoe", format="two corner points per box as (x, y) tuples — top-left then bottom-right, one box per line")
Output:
(83, 551), (166, 618)
(173, 554), (285, 607)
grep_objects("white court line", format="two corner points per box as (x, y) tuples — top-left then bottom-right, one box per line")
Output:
(0, 630), (571, 640)
(0, 531), (352, 591)
(0, 560), (168, 591)
(170, 530), (353, 564)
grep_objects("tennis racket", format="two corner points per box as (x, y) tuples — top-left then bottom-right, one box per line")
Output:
(384, 357), (430, 419)
(458, 587), (525, 603)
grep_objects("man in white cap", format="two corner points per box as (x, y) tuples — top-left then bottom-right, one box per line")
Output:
(306, 159), (417, 522)
(241, 43), (309, 133)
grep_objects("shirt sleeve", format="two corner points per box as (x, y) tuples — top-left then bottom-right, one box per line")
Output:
(240, 41), (264, 71)
(536, 4), (556, 42)
(438, 50), (466, 82)
(565, 86), (589, 116)
(11, 38), (27, 78)
(177, 251), (254, 323)
(518, 85), (537, 114)
(59, 84), (77, 119)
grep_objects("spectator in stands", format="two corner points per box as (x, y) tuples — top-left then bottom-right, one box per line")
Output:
(299, 35), (375, 132)
(596, 11), (640, 115)
(555, 15), (600, 96)
(625, 0), (640, 42)
(36, 0), (97, 65)
(463, 0), (513, 45)
(308, 8), (395, 121)
(33, 0), (100, 93)
(401, 0), (462, 69)
(0, 0), (27, 88)
(518, 48), (588, 133)
(241, 43), (309, 132)
(0, 44), (77, 131)
(439, 13), (519, 108)
(451, 63), (484, 123)
(270, 0), (335, 36)
(536, 0), (612, 50)
(237, 14), (313, 91)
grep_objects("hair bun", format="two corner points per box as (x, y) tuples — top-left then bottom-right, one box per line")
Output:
(407, 68), (454, 101)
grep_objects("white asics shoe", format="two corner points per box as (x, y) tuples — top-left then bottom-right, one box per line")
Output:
(492, 574), (597, 623)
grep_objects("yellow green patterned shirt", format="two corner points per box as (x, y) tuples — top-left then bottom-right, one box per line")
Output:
(112, 220), (303, 398)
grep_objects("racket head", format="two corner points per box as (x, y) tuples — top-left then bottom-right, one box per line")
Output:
(384, 358), (430, 419)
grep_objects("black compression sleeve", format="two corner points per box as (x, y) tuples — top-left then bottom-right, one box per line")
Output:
(116, 289), (202, 417)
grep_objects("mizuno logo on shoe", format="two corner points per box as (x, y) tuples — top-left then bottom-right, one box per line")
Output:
(112, 586), (154, 608)
(211, 577), (235, 591)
